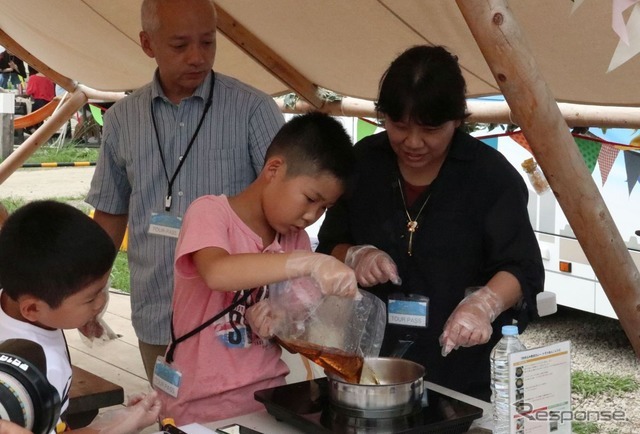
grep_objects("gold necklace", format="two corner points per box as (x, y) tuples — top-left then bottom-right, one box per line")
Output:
(397, 178), (430, 256)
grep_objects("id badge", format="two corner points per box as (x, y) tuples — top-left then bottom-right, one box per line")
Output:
(388, 293), (429, 328)
(153, 356), (182, 398)
(148, 212), (182, 238)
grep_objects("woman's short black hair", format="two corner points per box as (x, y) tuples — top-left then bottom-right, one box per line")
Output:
(0, 200), (117, 308)
(375, 45), (469, 126)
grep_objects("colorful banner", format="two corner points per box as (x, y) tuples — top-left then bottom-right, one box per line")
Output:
(623, 151), (640, 194)
(598, 145), (620, 186)
(574, 137), (601, 174)
(480, 130), (640, 196)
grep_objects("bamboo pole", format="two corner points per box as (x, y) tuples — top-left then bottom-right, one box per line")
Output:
(275, 97), (640, 130)
(0, 89), (87, 185)
(456, 0), (640, 357)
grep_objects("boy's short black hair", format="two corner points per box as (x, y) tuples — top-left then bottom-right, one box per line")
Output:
(375, 45), (469, 126)
(265, 111), (355, 186)
(0, 201), (116, 308)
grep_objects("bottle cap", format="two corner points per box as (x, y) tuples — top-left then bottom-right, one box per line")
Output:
(162, 418), (176, 427)
(501, 325), (519, 336)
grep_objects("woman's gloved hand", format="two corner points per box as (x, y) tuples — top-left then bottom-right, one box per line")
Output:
(285, 252), (357, 298)
(439, 285), (504, 356)
(345, 245), (401, 287)
(87, 390), (161, 434)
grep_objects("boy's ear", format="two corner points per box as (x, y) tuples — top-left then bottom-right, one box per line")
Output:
(19, 296), (46, 322)
(263, 156), (286, 180)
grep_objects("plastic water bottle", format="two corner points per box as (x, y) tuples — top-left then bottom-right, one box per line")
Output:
(491, 325), (526, 434)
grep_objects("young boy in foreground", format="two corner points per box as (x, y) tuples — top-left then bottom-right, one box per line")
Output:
(0, 201), (160, 433)
(156, 112), (357, 423)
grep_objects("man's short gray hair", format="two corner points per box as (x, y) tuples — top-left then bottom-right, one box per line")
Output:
(141, 0), (216, 33)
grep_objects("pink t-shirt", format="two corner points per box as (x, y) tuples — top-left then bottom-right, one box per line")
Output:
(158, 195), (311, 424)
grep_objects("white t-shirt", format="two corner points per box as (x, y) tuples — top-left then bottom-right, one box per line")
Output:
(0, 289), (72, 429)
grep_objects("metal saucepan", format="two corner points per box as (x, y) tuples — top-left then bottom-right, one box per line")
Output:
(326, 357), (425, 417)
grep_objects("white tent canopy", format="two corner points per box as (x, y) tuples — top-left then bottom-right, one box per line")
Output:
(1, 0), (639, 107)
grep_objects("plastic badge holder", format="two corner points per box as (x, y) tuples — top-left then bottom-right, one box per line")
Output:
(269, 277), (386, 366)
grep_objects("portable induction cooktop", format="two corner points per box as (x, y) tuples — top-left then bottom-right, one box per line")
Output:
(254, 378), (484, 434)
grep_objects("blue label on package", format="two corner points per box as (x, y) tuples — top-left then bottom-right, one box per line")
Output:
(388, 294), (429, 328)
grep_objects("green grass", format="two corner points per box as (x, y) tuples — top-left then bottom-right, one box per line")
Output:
(110, 251), (130, 293)
(572, 421), (600, 434)
(2, 197), (27, 213)
(0, 140), (99, 164)
(572, 370), (639, 398)
(23, 142), (99, 164)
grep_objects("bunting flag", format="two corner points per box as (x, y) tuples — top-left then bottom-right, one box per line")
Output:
(623, 151), (640, 194)
(477, 129), (640, 197)
(597, 144), (620, 186)
(574, 137), (601, 173)
(608, 0), (640, 71)
(509, 132), (533, 153)
(482, 137), (498, 149)
(356, 118), (378, 142)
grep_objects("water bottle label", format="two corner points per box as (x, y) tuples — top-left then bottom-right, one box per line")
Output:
(388, 293), (429, 328)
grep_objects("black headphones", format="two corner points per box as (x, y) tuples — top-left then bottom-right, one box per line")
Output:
(0, 339), (61, 434)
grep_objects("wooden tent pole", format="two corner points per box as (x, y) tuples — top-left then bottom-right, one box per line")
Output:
(275, 97), (640, 130)
(0, 89), (87, 185)
(456, 0), (640, 356)
(0, 28), (76, 93)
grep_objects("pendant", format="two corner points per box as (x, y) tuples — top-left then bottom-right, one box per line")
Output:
(407, 220), (418, 256)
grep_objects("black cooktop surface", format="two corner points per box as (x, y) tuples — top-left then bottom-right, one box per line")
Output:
(254, 378), (484, 434)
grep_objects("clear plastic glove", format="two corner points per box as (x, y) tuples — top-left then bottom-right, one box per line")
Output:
(439, 285), (504, 357)
(78, 278), (119, 346)
(246, 300), (283, 339)
(285, 252), (357, 298)
(344, 245), (401, 287)
(87, 390), (161, 434)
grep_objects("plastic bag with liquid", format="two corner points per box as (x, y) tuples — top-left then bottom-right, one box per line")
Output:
(269, 277), (386, 383)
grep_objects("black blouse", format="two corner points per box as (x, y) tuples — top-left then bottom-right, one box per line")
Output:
(317, 129), (544, 400)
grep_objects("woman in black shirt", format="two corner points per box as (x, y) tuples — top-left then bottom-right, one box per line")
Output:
(317, 45), (544, 401)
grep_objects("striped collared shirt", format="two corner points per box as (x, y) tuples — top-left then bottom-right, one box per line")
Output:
(86, 70), (284, 344)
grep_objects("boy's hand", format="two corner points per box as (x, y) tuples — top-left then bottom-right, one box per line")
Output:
(285, 252), (358, 297)
(246, 300), (282, 339)
(345, 245), (401, 287)
(0, 420), (30, 434)
(88, 390), (161, 433)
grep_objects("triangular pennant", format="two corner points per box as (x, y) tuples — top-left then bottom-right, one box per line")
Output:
(356, 118), (377, 142)
(623, 151), (640, 194)
(574, 137), (601, 173)
(509, 132), (532, 154)
(608, 2), (640, 71)
(597, 144), (620, 186)
(480, 137), (498, 149)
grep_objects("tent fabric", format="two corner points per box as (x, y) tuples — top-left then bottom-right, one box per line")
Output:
(0, 1), (639, 106)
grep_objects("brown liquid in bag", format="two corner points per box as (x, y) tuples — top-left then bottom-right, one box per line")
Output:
(276, 337), (364, 384)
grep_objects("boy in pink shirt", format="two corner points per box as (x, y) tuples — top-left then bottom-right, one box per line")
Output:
(157, 112), (357, 424)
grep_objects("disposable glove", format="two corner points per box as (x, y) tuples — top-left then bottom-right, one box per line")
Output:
(439, 285), (504, 357)
(285, 252), (357, 298)
(344, 245), (401, 287)
(78, 278), (118, 346)
(246, 300), (283, 339)
(87, 390), (161, 434)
